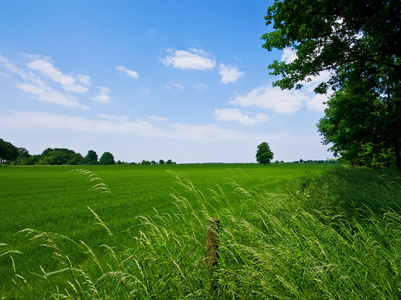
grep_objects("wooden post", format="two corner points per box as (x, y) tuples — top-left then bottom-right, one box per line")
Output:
(206, 218), (220, 269)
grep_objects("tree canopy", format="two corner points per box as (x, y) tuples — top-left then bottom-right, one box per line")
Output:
(256, 142), (274, 165)
(262, 0), (401, 172)
(0, 139), (18, 163)
(99, 152), (115, 165)
(40, 148), (84, 165)
(85, 150), (98, 165)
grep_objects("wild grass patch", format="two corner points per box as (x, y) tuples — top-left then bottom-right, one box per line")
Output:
(2, 165), (401, 298)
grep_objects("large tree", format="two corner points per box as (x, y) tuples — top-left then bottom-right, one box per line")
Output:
(256, 142), (274, 165)
(0, 139), (18, 164)
(262, 0), (401, 172)
(317, 83), (399, 168)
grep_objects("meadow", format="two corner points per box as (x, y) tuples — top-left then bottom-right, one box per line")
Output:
(1, 163), (401, 299)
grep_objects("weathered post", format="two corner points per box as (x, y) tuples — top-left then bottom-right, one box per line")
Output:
(206, 218), (220, 269)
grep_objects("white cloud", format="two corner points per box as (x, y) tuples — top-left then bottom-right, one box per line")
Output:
(281, 48), (297, 63)
(0, 110), (333, 162)
(197, 83), (208, 91)
(165, 82), (184, 90)
(26, 58), (89, 93)
(230, 85), (309, 114)
(306, 93), (329, 112)
(161, 48), (216, 70)
(214, 108), (269, 125)
(219, 63), (244, 84)
(147, 115), (168, 122)
(16, 82), (89, 109)
(116, 65), (139, 79)
(77, 74), (91, 85)
(91, 86), (111, 103)
(0, 53), (34, 81)
(280, 49), (332, 112)
(0, 110), (260, 142)
(98, 114), (130, 121)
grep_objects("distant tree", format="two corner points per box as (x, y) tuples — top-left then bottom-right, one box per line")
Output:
(69, 153), (84, 165)
(166, 159), (173, 165)
(141, 160), (151, 165)
(99, 152), (115, 165)
(26, 155), (41, 165)
(39, 148), (83, 165)
(16, 147), (30, 165)
(0, 139), (18, 163)
(85, 150), (98, 165)
(41, 148), (53, 157)
(159, 159), (165, 165)
(151, 160), (157, 165)
(256, 142), (274, 165)
(116, 160), (122, 165)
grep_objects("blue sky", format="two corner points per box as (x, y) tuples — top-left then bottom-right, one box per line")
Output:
(0, 1), (333, 163)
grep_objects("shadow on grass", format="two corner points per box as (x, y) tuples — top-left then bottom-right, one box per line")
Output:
(289, 167), (401, 225)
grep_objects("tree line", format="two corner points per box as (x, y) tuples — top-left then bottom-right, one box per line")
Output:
(0, 139), (175, 166)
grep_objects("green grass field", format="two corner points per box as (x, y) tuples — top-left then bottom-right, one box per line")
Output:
(1, 163), (401, 299)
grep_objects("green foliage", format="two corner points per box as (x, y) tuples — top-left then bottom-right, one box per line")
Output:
(317, 85), (401, 168)
(262, 0), (401, 172)
(262, 0), (401, 93)
(0, 138), (18, 163)
(85, 150), (98, 165)
(256, 142), (274, 165)
(39, 148), (84, 165)
(99, 152), (115, 165)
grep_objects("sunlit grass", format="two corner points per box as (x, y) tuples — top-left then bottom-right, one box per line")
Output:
(6, 164), (399, 298)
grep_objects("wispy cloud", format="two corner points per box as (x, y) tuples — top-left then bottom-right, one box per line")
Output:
(0, 110), (262, 142)
(91, 86), (111, 103)
(230, 85), (308, 114)
(197, 82), (208, 91)
(165, 82), (184, 90)
(0, 110), (331, 162)
(147, 115), (168, 122)
(116, 65), (139, 79)
(97, 114), (130, 120)
(214, 108), (269, 125)
(161, 48), (216, 70)
(219, 63), (244, 84)
(77, 74), (91, 85)
(26, 57), (89, 93)
(16, 83), (89, 109)
(0, 53), (92, 109)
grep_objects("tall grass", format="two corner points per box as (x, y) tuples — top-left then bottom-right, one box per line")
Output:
(2, 167), (401, 299)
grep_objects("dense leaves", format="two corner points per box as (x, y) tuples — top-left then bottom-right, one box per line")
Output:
(317, 84), (400, 168)
(84, 150), (98, 165)
(40, 148), (84, 165)
(99, 152), (115, 165)
(256, 142), (274, 165)
(0, 139), (18, 163)
(262, 0), (401, 171)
